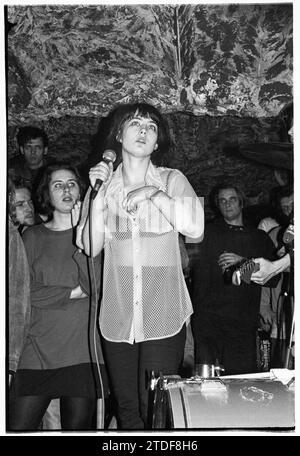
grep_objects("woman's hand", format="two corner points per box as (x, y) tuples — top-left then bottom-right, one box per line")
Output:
(122, 186), (158, 214)
(71, 201), (82, 227)
(218, 252), (244, 273)
(89, 160), (114, 191)
(70, 285), (88, 299)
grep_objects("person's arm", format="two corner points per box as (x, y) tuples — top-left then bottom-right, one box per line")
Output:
(80, 160), (113, 257)
(254, 231), (281, 288)
(30, 282), (87, 309)
(251, 254), (291, 285)
(218, 251), (244, 272)
(82, 191), (106, 257)
(73, 249), (102, 296)
(123, 170), (204, 239)
(9, 223), (31, 374)
(259, 286), (276, 327)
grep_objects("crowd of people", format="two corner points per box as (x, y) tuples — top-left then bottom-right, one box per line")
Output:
(8, 102), (294, 431)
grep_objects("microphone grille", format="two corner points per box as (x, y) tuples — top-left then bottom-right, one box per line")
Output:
(103, 149), (117, 163)
(283, 224), (294, 244)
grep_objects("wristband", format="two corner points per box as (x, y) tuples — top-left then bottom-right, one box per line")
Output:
(149, 189), (162, 201)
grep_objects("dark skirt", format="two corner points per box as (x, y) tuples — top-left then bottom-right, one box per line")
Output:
(10, 363), (109, 399)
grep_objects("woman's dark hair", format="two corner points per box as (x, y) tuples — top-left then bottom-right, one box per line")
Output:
(35, 161), (86, 222)
(102, 102), (172, 165)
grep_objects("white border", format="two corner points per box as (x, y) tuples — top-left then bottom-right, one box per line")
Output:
(1, 0), (298, 438)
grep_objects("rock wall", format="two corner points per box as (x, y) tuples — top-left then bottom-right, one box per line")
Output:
(7, 111), (281, 220)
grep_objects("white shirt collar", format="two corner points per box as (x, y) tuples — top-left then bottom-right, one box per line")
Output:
(105, 161), (165, 198)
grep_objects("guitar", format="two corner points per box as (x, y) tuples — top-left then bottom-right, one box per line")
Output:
(231, 259), (260, 286)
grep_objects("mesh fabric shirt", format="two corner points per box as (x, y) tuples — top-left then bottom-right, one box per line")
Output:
(79, 162), (204, 344)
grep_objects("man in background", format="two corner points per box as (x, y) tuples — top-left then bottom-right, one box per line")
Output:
(9, 126), (49, 189)
(9, 176), (36, 232)
(191, 183), (277, 375)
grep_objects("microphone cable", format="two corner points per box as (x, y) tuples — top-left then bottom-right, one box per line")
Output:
(87, 191), (105, 429)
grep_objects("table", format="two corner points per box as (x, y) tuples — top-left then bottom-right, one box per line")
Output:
(151, 376), (294, 429)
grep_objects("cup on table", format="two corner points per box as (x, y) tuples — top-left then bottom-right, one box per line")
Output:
(194, 363), (215, 378)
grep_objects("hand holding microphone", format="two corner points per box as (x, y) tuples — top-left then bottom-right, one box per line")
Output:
(282, 212), (294, 252)
(90, 149), (117, 200)
(283, 223), (294, 245)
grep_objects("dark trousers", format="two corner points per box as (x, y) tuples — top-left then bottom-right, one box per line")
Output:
(194, 313), (257, 375)
(102, 326), (186, 430)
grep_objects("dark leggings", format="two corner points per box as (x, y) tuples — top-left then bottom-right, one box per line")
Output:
(8, 395), (96, 431)
(102, 326), (186, 430)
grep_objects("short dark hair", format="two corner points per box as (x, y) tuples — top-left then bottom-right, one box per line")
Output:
(104, 102), (172, 165)
(271, 184), (294, 225)
(277, 183), (293, 201)
(8, 174), (31, 192)
(35, 161), (86, 221)
(17, 126), (48, 148)
(213, 182), (245, 210)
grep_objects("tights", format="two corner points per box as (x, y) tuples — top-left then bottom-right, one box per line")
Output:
(8, 395), (96, 431)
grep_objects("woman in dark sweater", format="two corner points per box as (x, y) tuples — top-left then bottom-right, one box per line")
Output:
(9, 162), (104, 431)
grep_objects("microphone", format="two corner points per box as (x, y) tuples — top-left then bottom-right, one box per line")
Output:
(91, 149), (117, 200)
(283, 212), (294, 245)
(283, 223), (294, 245)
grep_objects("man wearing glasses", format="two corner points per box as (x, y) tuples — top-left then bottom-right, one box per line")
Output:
(191, 183), (277, 375)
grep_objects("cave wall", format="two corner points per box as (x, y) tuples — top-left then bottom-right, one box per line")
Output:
(7, 3), (293, 121)
(6, 4), (293, 216)
(179, 3), (293, 116)
(7, 111), (281, 219)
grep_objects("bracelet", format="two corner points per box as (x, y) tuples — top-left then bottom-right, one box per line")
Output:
(149, 189), (162, 201)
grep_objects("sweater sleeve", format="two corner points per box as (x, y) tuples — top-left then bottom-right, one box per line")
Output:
(30, 282), (73, 309)
(22, 227), (74, 309)
(72, 249), (102, 296)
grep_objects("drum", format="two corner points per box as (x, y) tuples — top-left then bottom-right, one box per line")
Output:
(151, 375), (294, 429)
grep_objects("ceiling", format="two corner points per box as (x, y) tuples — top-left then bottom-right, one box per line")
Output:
(7, 3), (293, 125)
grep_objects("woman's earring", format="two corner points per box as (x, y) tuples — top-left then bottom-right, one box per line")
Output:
(116, 131), (122, 143)
(154, 144), (158, 150)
